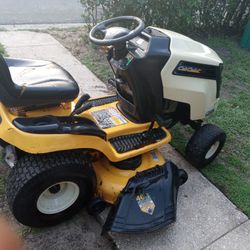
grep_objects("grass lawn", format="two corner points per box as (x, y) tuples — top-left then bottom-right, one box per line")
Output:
(0, 43), (7, 56)
(58, 32), (250, 216)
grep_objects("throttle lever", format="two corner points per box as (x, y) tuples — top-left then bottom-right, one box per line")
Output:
(74, 94), (90, 110)
(72, 102), (93, 116)
(71, 94), (90, 116)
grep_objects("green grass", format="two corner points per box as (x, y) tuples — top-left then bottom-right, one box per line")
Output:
(0, 43), (6, 56)
(80, 35), (113, 83)
(81, 50), (112, 83)
(171, 37), (250, 216)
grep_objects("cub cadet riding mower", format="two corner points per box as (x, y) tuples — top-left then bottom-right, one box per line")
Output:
(0, 16), (226, 233)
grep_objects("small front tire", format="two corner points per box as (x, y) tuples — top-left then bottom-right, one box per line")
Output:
(6, 151), (95, 227)
(185, 124), (226, 168)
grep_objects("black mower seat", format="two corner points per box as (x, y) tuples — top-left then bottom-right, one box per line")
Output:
(0, 56), (79, 108)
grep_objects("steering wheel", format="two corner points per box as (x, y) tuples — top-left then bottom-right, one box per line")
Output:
(89, 16), (145, 46)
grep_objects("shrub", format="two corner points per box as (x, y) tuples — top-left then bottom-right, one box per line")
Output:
(81, 0), (250, 36)
(0, 44), (6, 56)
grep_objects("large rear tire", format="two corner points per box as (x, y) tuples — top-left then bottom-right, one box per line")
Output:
(185, 124), (226, 168)
(6, 151), (95, 227)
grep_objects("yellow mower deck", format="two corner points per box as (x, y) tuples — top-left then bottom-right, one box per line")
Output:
(0, 98), (171, 162)
(93, 149), (166, 204)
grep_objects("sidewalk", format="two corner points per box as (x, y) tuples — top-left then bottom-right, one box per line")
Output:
(0, 31), (249, 250)
(0, 23), (85, 31)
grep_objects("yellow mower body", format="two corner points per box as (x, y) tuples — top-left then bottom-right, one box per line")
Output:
(93, 149), (166, 204)
(0, 99), (171, 162)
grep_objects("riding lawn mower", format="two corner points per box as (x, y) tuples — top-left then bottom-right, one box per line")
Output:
(0, 16), (226, 233)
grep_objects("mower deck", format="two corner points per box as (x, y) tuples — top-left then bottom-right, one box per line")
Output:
(93, 149), (166, 204)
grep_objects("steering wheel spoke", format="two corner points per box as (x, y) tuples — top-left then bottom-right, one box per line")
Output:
(89, 16), (145, 46)
(96, 24), (107, 35)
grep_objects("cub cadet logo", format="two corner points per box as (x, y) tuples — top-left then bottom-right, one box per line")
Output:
(177, 65), (202, 74)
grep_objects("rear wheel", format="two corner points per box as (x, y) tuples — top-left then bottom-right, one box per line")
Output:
(185, 124), (226, 168)
(6, 151), (95, 227)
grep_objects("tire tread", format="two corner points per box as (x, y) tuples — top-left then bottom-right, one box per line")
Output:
(6, 151), (93, 226)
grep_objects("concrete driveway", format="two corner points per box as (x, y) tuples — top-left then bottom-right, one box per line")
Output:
(0, 31), (249, 250)
(0, 0), (84, 25)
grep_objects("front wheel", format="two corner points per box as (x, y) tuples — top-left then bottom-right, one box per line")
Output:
(185, 124), (226, 168)
(6, 151), (95, 227)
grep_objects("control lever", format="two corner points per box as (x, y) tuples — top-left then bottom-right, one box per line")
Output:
(108, 78), (117, 87)
(108, 78), (124, 88)
(142, 121), (155, 144)
(71, 102), (93, 116)
(71, 94), (90, 116)
(155, 115), (169, 128)
(75, 94), (91, 110)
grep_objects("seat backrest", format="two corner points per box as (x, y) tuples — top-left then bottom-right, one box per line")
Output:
(0, 55), (19, 105)
(0, 54), (18, 88)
